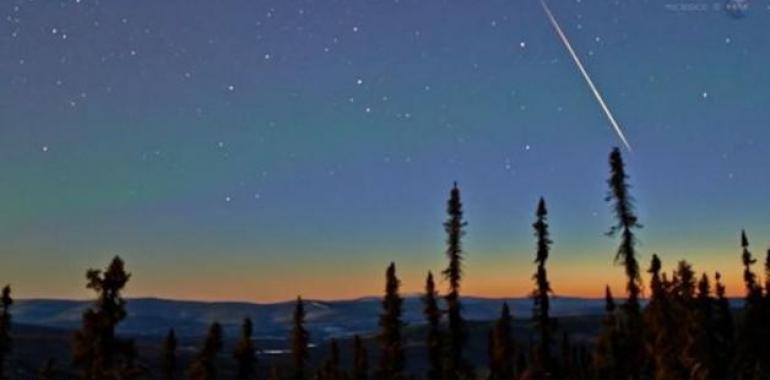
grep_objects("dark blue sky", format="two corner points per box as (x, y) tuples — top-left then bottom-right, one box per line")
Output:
(1, 0), (768, 301)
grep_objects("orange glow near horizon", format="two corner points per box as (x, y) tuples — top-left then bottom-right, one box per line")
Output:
(10, 248), (753, 303)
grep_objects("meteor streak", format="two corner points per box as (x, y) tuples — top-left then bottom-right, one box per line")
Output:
(540, 0), (633, 151)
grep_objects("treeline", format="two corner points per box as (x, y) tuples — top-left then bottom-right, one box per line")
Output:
(1, 147), (770, 379)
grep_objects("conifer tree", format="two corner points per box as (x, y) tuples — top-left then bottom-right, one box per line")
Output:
(712, 272), (733, 380)
(735, 231), (770, 377)
(321, 339), (341, 380)
(291, 297), (309, 380)
(352, 335), (368, 380)
(672, 261), (696, 303)
(188, 322), (223, 380)
(378, 262), (404, 379)
(422, 272), (442, 380)
(682, 273), (716, 379)
(605, 148), (644, 379)
(739, 231), (762, 304)
(442, 182), (470, 379)
(73, 256), (133, 380)
(531, 198), (556, 375)
(489, 303), (514, 380)
(234, 318), (257, 380)
(162, 329), (178, 380)
(606, 148), (643, 311)
(643, 254), (686, 379)
(594, 286), (621, 379)
(0, 286), (12, 380)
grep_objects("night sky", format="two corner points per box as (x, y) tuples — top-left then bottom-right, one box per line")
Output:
(1, 0), (769, 301)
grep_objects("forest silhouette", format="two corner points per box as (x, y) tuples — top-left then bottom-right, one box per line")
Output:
(2, 147), (770, 380)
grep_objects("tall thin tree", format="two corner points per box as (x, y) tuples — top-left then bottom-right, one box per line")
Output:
(234, 318), (257, 380)
(352, 335), (368, 380)
(679, 273), (717, 379)
(606, 148), (643, 310)
(378, 262), (405, 379)
(489, 303), (514, 380)
(188, 322), (224, 380)
(162, 329), (178, 380)
(712, 272), (734, 379)
(735, 231), (770, 377)
(605, 148), (644, 379)
(442, 182), (469, 379)
(594, 286), (620, 379)
(644, 254), (686, 379)
(291, 297), (309, 380)
(0, 286), (12, 380)
(531, 198), (556, 375)
(422, 272), (442, 380)
(321, 339), (341, 380)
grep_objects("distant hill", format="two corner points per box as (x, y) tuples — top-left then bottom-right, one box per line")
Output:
(13, 296), (609, 339)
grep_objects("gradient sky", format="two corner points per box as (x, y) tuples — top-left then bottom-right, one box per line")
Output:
(1, 0), (769, 302)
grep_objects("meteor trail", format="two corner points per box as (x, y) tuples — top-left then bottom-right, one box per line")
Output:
(540, 0), (633, 151)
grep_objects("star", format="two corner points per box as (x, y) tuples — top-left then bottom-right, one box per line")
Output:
(519, 41), (526, 48)
(42, 146), (49, 152)
(702, 91), (709, 99)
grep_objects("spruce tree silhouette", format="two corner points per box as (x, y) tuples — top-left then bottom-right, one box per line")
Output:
(422, 271), (442, 380)
(352, 335), (368, 380)
(594, 286), (621, 379)
(531, 198), (556, 375)
(321, 339), (341, 380)
(605, 147), (644, 379)
(162, 329), (178, 380)
(0, 285), (12, 380)
(73, 256), (133, 380)
(681, 273), (716, 379)
(643, 254), (686, 379)
(712, 272), (734, 379)
(378, 262), (405, 380)
(442, 182), (470, 379)
(735, 231), (770, 377)
(188, 322), (223, 380)
(291, 297), (310, 380)
(234, 318), (257, 380)
(489, 303), (514, 380)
